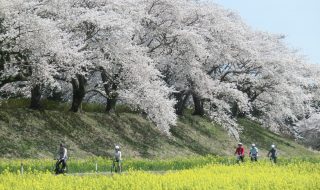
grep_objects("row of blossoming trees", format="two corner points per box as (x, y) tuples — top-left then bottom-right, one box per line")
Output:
(0, 0), (319, 147)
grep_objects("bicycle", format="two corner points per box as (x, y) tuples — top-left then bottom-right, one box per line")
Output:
(111, 159), (122, 174)
(250, 154), (258, 162)
(269, 156), (277, 164)
(236, 155), (244, 164)
(54, 158), (68, 175)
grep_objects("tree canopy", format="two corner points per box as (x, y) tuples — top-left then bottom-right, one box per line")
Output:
(1, 0), (319, 147)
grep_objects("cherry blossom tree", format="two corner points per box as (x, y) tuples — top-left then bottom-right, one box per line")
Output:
(1, 0), (319, 141)
(0, 0), (67, 109)
(36, 0), (177, 133)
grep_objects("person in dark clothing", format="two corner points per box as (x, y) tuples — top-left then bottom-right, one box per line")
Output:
(235, 143), (245, 163)
(55, 144), (68, 174)
(267, 144), (277, 163)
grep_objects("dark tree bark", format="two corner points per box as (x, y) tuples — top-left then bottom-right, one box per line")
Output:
(0, 73), (28, 89)
(105, 94), (117, 112)
(231, 102), (245, 118)
(70, 74), (87, 112)
(192, 93), (204, 116)
(101, 70), (118, 113)
(30, 84), (42, 110)
(47, 88), (63, 102)
(174, 91), (190, 115)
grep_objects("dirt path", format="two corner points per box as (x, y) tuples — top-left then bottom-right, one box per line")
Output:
(65, 170), (171, 176)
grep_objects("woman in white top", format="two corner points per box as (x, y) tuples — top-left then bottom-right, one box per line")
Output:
(112, 145), (122, 173)
(55, 144), (68, 174)
(114, 145), (122, 161)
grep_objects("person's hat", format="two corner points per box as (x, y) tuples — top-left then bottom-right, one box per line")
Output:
(271, 144), (275, 148)
(115, 145), (120, 149)
(252, 144), (255, 147)
(238, 143), (242, 145)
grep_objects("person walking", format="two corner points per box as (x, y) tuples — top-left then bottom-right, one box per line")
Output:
(55, 143), (68, 174)
(249, 144), (259, 161)
(235, 143), (245, 163)
(267, 144), (278, 163)
(112, 145), (122, 173)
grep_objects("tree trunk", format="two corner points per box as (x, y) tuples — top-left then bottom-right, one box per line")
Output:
(251, 106), (262, 117)
(101, 70), (118, 113)
(30, 84), (42, 110)
(70, 74), (86, 112)
(174, 92), (190, 115)
(106, 96), (117, 112)
(105, 83), (118, 113)
(192, 93), (204, 116)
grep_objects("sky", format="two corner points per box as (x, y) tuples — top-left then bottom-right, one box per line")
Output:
(213, 0), (320, 64)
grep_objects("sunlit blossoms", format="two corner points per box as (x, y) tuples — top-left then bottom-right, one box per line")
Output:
(1, 0), (319, 145)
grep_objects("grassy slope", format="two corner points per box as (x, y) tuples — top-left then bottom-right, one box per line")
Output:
(0, 101), (317, 159)
(238, 118), (315, 157)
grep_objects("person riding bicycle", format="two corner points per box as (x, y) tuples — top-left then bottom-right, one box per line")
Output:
(249, 144), (259, 161)
(55, 143), (68, 174)
(235, 143), (245, 163)
(267, 144), (278, 163)
(113, 145), (122, 172)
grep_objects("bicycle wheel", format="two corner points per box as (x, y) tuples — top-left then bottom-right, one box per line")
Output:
(111, 162), (114, 173)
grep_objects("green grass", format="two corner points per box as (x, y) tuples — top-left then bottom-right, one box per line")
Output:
(0, 99), (318, 159)
(1, 156), (319, 174)
(0, 156), (226, 174)
(238, 118), (315, 157)
(0, 99), (139, 113)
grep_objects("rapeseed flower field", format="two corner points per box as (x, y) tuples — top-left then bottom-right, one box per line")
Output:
(0, 157), (319, 190)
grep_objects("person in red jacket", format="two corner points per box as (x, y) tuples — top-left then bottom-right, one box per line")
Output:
(235, 143), (245, 163)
